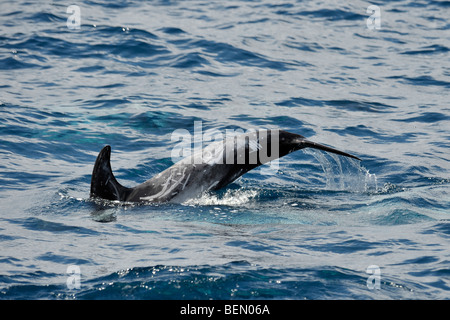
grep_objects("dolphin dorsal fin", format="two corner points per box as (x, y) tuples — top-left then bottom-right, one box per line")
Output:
(90, 146), (132, 201)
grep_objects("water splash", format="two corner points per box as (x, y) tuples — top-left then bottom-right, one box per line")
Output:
(303, 149), (378, 193)
(183, 188), (258, 206)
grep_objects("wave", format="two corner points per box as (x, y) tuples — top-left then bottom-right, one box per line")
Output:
(0, 261), (428, 300)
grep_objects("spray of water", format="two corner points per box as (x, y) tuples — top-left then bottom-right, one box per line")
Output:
(183, 189), (259, 206)
(303, 149), (378, 193)
(184, 149), (377, 206)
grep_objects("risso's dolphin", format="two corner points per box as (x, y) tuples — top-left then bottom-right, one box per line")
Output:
(90, 129), (360, 203)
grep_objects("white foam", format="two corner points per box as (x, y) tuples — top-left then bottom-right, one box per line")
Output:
(183, 188), (258, 206)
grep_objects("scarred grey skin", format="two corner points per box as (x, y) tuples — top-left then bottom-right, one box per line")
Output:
(90, 129), (360, 203)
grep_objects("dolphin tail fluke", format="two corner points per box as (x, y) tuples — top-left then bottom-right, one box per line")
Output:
(90, 146), (132, 201)
(301, 139), (361, 161)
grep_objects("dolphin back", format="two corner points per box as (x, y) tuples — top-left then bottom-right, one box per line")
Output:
(89, 130), (360, 203)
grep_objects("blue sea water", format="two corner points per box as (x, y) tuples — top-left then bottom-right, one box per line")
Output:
(0, 0), (449, 300)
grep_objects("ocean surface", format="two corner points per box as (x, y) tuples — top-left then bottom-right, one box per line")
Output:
(0, 0), (449, 300)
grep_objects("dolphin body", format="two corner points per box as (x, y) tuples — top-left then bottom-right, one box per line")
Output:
(90, 129), (360, 203)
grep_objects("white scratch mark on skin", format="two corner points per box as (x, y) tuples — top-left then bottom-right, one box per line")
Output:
(140, 167), (188, 201)
(182, 173), (191, 190)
